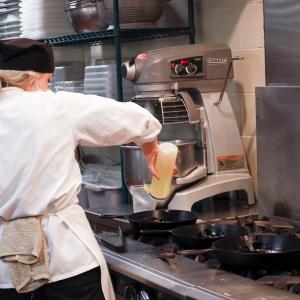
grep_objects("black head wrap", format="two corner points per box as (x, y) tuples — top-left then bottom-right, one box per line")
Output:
(0, 38), (54, 73)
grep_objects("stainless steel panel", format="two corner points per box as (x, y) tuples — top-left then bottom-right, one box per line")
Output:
(256, 86), (300, 225)
(265, 0), (300, 85)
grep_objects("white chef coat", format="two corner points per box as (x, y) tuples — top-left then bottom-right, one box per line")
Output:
(0, 87), (161, 300)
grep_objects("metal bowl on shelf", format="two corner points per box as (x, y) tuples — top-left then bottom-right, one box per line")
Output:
(64, 0), (107, 33)
(98, 0), (166, 28)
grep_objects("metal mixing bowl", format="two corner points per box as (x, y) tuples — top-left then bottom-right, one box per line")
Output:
(98, 0), (165, 26)
(64, 0), (107, 33)
(121, 139), (197, 187)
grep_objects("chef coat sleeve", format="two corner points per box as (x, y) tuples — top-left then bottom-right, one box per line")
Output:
(57, 91), (162, 147)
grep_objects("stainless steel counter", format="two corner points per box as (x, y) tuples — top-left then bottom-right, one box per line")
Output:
(99, 237), (298, 300)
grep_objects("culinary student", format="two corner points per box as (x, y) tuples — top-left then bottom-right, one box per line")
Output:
(0, 38), (161, 300)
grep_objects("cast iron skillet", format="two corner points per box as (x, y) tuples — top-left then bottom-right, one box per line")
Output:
(140, 223), (249, 249)
(212, 235), (300, 269)
(93, 209), (198, 237)
(127, 209), (198, 236)
(171, 223), (249, 249)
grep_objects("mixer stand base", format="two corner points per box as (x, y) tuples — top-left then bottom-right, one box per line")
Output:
(168, 172), (255, 211)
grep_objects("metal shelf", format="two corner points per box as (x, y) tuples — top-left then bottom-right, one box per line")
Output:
(44, 27), (191, 47)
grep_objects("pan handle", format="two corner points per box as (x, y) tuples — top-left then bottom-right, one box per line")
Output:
(140, 229), (171, 235)
(177, 248), (214, 255)
(96, 214), (129, 219)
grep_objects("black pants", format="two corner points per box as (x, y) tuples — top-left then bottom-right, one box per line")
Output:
(0, 267), (105, 300)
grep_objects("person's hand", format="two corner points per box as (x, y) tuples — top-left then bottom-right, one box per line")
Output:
(140, 139), (159, 179)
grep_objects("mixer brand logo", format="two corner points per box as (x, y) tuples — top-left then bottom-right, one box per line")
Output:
(207, 57), (228, 64)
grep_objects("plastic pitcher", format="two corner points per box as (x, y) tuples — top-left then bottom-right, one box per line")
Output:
(149, 142), (178, 200)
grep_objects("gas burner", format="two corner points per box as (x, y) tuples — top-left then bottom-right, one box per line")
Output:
(227, 215), (296, 235)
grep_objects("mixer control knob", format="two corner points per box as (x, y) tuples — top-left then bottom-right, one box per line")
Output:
(186, 63), (198, 75)
(175, 63), (185, 75)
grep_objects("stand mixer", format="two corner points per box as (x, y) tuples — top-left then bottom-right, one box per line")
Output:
(121, 44), (255, 211)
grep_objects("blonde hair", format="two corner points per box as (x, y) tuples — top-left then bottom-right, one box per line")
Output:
(0, 70), (42, 90)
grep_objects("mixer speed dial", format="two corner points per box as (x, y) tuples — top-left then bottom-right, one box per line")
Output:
(174, 63), (185, 75)
(170, 56), (204, 77)
(186, 63), (198, 75)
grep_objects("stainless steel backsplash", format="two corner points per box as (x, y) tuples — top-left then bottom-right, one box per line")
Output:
(265, 0), (300, 85)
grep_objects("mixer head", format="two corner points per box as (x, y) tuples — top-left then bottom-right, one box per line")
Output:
(122, 44), (233, 93)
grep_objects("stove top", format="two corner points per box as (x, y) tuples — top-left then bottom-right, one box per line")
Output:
(134, 216), (300, 295)
(86, 208), (300, 300)
(97, 235), (299, 300)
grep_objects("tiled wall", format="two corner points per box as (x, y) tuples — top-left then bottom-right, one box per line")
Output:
(197, 0), (265, 195)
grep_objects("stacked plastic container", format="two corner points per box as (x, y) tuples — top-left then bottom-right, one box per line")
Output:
(50, 63), (85, 93)
(79, 160), (122, 209)
(0, 0), (21, 39)
(20, 0), (75, 39)
(53, 81), (84, 93)
(84, 64), (135, 100)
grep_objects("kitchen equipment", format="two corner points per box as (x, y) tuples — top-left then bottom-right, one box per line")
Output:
(171, 223), (249, 249)
(20, 0), (75, 39)
(0, 0), (21, 39)
(121, 144), (152, 186)
(213, 235), (300, 269)
(128, 209), (198, 236)
(122, 44), (255, 211)
(80, 159), (122, 209)
(84, 64), (135, 100)
(83, 177), (122, 209)
(64, 0), (107, 33)
(256, 87), (300, 226)
(150, 142), (178, 200)
(254, 1), (300, 227)
(138, 223), (249, 249)
(87, 210), (300, 300)
(92, 209), (198, 237)
(122, 139), (197, 188)
(53, 81), (84, 93)
(53, 63), (85, 82)
(171, 140), (197, 177)
(99, 0), (165, 29)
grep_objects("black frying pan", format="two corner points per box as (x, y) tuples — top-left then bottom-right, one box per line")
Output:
(212, 235), (300, 269)
(171, 223), (249, 249)
(140, 223), (248, 249)
(90, 209), (198, 237)
(128, 209), (198, 236)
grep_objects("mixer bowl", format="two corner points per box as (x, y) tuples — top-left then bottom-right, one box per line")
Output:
(64, 0), (107, 33)
(170, 139), (197, 178)
(122, 139), (197, 187)
(98, 0), (165, 27)
(121, 144), (152, 187)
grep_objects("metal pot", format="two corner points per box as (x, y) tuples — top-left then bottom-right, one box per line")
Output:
(64, 0), (107, 33)
(99, 0), (165, 26)
(121, 139), (197, 187)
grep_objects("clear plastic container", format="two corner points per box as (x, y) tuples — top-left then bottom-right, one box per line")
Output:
(130, 185), (156, 212)
(149, 142), (178, 200)
(81, 163), (122, 209)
